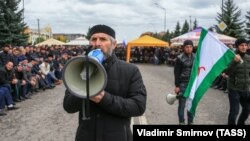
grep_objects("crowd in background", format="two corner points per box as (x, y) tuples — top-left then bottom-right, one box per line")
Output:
(120, 46), (183, 65)
(0, 45), (87, 116)
(1, 43), (249, 116)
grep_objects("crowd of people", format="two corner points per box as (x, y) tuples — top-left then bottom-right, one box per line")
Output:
(125, 46), (193, 66)
(0, 45), (87, 116)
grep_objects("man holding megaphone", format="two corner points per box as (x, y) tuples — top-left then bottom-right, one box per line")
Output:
(63, 24), (147, 141)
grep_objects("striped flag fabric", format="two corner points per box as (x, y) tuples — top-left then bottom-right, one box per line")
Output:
(122, 37), (127, 48)
(183, 28), (235, 115)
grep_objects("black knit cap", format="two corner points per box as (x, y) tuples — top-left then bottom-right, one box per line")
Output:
(183, 40), (193, 47)
(235, 38), (248, 48)
(89, 24), (115, 38)
(48, 54), (53, 58)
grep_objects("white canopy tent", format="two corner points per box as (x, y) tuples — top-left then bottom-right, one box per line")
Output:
(35, 38), (65, 46)
(170, 27), (237, 46)
(65, 37), (89, 46)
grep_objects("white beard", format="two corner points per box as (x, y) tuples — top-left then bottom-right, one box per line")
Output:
(103, 46), (114, 59)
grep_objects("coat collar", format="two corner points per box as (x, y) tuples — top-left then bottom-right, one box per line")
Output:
(103, 53), (117, 71)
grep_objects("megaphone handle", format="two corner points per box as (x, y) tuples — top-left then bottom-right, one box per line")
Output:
(81, 100), (89, 120)
(85, 56), (90, 118)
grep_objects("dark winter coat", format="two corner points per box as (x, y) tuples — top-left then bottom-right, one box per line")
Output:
(174, 53), (195, 87)
(63, 54), (147, 141)
(225, 52), (250, 91)
(0, 66), (14, 85)
(0, 51), (13, 67)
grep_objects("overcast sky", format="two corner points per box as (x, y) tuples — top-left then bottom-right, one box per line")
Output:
(21, 0), (250, 42)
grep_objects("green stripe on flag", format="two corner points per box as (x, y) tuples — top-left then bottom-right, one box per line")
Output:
(183, 27), (235, 116)
(189, 49), (235, 114)
(183, 28), (208, 98)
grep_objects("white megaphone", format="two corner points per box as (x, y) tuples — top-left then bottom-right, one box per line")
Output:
(80, 49), (106, 80)
(166, 93), (177, 105)
(62, 49), (107, 99)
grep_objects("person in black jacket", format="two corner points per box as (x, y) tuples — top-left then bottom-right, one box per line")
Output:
(224, 38), (250, 125)
(0, 61), (19, 112)
(63, 24), (147, 141)
(174, 40), (195, 125)
(0, 46), (13, 67)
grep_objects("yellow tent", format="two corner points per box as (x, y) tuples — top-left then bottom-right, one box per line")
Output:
(35, 38), (65, 46)
(126, 35), (169, 62)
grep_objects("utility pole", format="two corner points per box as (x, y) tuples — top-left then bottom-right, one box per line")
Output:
(154, 2), (166, 32)
(164, 9), (166, 32)
(189, 16), (192, 31)
(222, 0), (224, 21)
(217, 0), (227, 32)
(22, 0), (24, 22)
(37, 18), (40, 43)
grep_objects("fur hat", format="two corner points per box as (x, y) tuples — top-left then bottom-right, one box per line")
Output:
(235, 38), (248, 48)
(89, 24), (115, 38)
(183, 40), (193, 47)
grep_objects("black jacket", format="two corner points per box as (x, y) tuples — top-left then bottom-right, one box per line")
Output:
(0, 51), (13, 67)
(174, 53), (195, 87)
(224, 52), (250, 91)
(0, 66), (13, 85)
(63, 54), (147, 141)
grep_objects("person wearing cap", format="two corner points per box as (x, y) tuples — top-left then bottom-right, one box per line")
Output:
(0, 45), (13, 67)
(174, 40), (195, 125)
(23, 63), (38, 95)
(12, 48), (21, 67)
(13, 63), (30, 100)
(39, 59), (55, 89)
(224, 38), (250, 125)
(47, 54), (62, 85)
(63, 24), (147, 141)
(0, 61), (19, 109)
(246, 39), (250, 54)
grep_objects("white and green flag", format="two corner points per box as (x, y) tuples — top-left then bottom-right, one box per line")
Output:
(184, 28), (235, 115)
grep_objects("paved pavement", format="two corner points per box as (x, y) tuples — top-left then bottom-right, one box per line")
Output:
(0, 64), (249, 141)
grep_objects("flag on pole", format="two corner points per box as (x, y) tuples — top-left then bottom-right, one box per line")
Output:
(183, 28), (235, 115)
(122, 37), (127, 48)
